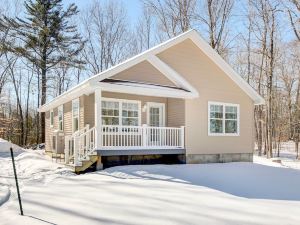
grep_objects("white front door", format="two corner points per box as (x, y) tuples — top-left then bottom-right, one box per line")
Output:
(147, 102), (165, 127)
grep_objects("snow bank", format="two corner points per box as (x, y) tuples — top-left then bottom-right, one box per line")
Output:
(1, 149), (300, 225)
(0, 186), (10, 206)
(0, 146), (73, 215)
(0, 138), (24, 158)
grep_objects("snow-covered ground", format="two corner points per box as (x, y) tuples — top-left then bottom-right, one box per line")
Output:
(1, 140), (300, 225)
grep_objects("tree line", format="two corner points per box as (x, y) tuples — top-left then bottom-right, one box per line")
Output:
(0, 0), (299, 158)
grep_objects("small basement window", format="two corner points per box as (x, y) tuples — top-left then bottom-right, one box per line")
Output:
(208, 101), (239, 136)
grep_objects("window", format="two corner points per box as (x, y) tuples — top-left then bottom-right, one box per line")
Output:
(58, 105), (64, 131)
(122, 102), (139, 126)
(50, 110), (54, 127)
(101, 98), (140, 126)
(102, 100), (120, 125)
(72, 99), (79, 132)
(208, 102), (239, 136)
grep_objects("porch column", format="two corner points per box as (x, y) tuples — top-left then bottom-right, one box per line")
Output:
(94, 88), (102, 149)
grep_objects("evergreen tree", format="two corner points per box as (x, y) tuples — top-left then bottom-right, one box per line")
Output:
(0, 0), (84, 143)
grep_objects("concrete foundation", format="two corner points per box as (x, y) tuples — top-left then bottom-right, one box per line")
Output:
(186, 153), (253, 164)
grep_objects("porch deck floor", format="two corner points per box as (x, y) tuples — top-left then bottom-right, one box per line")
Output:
(96, 148), (185, 156)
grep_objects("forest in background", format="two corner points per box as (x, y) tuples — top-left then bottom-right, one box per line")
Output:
(0, 0), (299, 159)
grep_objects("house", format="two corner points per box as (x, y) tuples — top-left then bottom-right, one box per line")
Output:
(39, 30), (264, 172)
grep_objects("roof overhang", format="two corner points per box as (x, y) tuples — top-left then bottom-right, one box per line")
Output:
(97, 80), (197, 99)
(39, 29), (264, 112)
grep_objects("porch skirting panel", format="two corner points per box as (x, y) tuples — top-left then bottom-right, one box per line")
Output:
(186, 153), (253, 164)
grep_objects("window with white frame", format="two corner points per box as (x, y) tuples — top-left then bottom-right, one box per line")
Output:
(58, 105), (64, 131)
(122, 102), (139, 126)
(208, 102), (239, 135)
(101, 99), (140, 126)
(72, 99), (79, 132)
(50, 110), (54, 127)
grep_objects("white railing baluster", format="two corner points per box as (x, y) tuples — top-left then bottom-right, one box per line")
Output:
(99, 125), (185, 149)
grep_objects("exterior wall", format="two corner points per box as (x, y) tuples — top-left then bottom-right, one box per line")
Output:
(45, 97), (85, 152)
(102, 91), (168, 125)
(167, 98), (185, 127)
(158, 39), (255, 157)
(112, 60), (176, 86)
(84, 93), (95, 127)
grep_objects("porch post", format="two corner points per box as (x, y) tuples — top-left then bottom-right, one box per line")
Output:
(180, 126), (185, 148)
(94, 88), (102, 149)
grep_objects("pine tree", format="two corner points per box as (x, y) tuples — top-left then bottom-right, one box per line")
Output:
(0, 0), (84, 143)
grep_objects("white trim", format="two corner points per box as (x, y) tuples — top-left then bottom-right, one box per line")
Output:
(50, 109), (54, 127)
(39, 29), (264, 113)
(72, 98), (80, 133)
(147, 55), (199, 96)
(98, 82), (197, 99)
(101, 97), (142, 126)
(57, 105), (64, 131)
(95, 89), (102, 149)
(208, 101), (240, 136)
(146, 102), (166, 127)
(190, 32), (264, 105)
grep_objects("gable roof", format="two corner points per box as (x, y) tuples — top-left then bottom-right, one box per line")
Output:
(39, 29), (264, 112)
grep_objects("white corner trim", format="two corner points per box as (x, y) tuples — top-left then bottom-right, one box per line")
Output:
(147, 55), (199, 96)
(190, 32), (265, 105)
(208, 101), (240, 136)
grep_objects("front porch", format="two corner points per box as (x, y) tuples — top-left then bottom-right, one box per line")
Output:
(63, 87), (187, 168)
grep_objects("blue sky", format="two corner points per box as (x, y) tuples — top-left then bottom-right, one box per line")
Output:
(64, 0), (142, 23)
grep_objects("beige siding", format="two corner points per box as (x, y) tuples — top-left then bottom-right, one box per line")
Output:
(167, 98), (185, 127)
(84, 94), (95, 127)
(112, 60), (176, 86)
(102, 92), (168, 125)
(79, 96), (85, 130)
(63, 101), (72, 136)
(158, 39), (254, 155)
(45, 98), (83, 152)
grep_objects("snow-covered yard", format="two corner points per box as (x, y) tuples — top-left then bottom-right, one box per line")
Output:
(1, 140), (300, 225)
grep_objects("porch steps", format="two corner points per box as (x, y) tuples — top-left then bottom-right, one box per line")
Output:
(74, 155), (99, 174)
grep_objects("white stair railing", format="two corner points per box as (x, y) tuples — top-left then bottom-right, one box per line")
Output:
(64, 124), (95, 165)
(74, 126), (96, 165)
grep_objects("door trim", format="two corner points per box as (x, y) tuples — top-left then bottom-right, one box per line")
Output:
(146, 102), (166, 126)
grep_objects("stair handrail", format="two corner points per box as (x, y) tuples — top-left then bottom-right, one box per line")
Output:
(65, 124), (90, 164)
(74, 126), (96, 165)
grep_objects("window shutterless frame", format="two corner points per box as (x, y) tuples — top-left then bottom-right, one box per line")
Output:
(72, 98), (80, 133)
(208, 101), (240, 136)
(50, 109), (54, 127)
(101, 97), (142, 126)
(58, 105), (64, 131)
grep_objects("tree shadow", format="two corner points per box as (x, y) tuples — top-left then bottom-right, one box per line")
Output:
(101, 163), (300, 201)
(26, 215), (57, 225)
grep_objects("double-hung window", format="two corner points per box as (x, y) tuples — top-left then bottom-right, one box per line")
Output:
(122, 102), (139, 126)
(208, 102), (239, 136)
(58, 105), (64, 131)
(50, 110), (54, 127)
(101, 98), (140, 126)
(72, 99), (79, 132)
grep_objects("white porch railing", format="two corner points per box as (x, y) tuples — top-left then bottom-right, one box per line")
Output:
(101, 125), (184, 149)
(65, 125), (185, 166)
